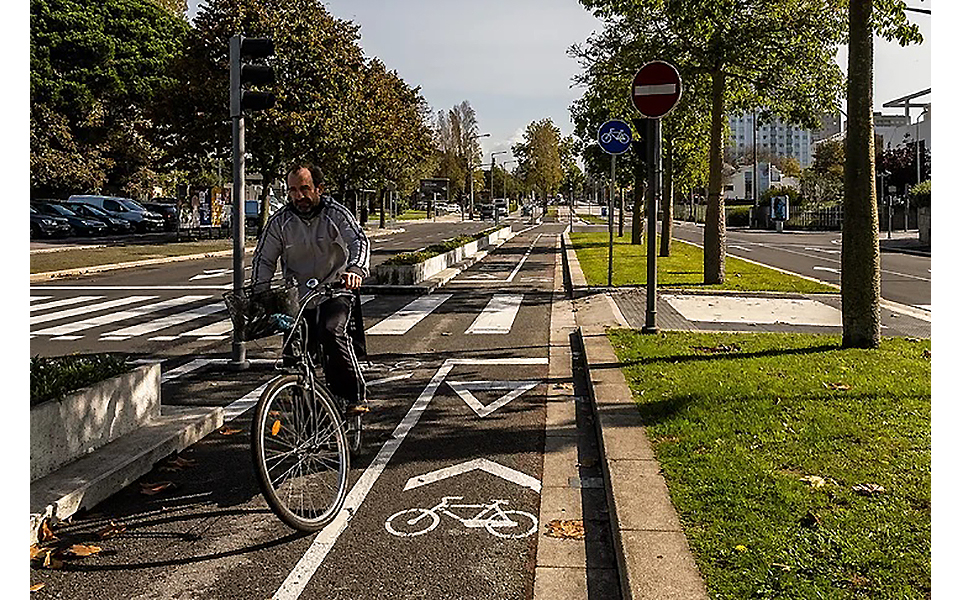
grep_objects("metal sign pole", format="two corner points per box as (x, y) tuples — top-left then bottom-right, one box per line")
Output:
(608, 153), (615, 287)
(642, 118), (660, 333)
(230, 113), (249, 370)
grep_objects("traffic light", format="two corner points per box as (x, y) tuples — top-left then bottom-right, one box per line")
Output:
(230, 35), (276, 118)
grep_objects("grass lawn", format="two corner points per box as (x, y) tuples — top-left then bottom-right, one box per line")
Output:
(30, 239), (251, 274)
(396, 209), (428, 221)
(607, 329), (931, 599)
(570, 231), (836, 293)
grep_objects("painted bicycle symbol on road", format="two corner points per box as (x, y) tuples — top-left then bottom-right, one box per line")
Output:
(385, 496), (538, 539)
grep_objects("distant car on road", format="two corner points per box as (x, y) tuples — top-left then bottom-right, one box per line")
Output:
(30, 205), (71, 238)
(61, 201), (135, 235)
(68, 194), (164, 233)
(144, 200), (179, 232)
(32, 201), (108, 236)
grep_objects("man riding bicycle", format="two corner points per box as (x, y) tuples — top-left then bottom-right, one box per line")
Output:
(251, 163), (370, 414)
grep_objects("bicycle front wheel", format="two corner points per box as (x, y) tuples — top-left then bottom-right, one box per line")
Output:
(252, 375), (350, 531)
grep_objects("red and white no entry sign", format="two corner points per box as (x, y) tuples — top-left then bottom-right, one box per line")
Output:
(631, 60), (682, 119)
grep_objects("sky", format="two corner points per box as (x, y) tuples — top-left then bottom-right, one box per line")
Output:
(187, 0), (934, 165)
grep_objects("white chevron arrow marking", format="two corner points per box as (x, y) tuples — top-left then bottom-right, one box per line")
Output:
(446, 380), (539, 417)
(403, 458), (541, 493)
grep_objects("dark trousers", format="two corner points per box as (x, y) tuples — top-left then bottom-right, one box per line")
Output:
(301, 294), (366, 406)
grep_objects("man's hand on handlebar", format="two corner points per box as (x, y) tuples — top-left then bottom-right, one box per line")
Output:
(341, 272), (363, 290)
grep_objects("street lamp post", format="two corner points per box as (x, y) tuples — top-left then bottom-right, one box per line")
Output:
(467, 132), (491, 220)
(491, 151), (507, 225)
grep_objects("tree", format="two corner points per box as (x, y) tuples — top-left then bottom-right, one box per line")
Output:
(577, 0), (846, 284)
(513, 119), (565, 208)
(30, 0), (188, 197)
(159, 0), (435, 226)
(841, 0), (921, 349)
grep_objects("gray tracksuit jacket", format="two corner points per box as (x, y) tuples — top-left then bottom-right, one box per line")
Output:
(250, 196), (370, 302)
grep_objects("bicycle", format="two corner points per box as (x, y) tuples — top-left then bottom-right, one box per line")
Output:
(384, 496), (537, 539)
(223, 278), (361, 531)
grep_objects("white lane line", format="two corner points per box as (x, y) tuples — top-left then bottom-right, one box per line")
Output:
(465, 294), (523, 334)
(813, 266), (840, 274)
(30, 296), (158, 326)
(30, 296), (105, 312)
(273, 361), (455, 600)
(365, 294), (452, 335)
(32, 296), (210, 336)
(273, 356), (548, 600)
(102, 302), (225, 339)
(29, 285), (232, 291)
(366, 373), (413, 387)
(30, 296), (51, 302)
(505, 234), (543, 282)
(178, 318), (233, 338)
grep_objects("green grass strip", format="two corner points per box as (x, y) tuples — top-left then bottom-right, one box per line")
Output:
(30, 239), (249, 274)
(607, 330), (930, 599)
(569, 232), (835, 293)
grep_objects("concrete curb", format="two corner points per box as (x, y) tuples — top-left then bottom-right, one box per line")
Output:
(29, 247), (257, 283)
(561, 234), (709, 599)
(29, 404), (226, 545)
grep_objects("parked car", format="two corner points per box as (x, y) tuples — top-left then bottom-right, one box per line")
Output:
(61, 201), (135, 235)
(67, 194), (164, 233)
(30, 205), (71, 238)
(32, 201), (108, 236)
(144, 200), (179, 232)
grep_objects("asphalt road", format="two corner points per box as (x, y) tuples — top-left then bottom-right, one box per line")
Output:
(29, 217), (585, 599)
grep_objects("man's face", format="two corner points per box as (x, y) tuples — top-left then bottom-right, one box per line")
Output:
(287, 168), (322, 213)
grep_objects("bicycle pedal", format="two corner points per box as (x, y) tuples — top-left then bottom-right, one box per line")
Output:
(345, 405), (370, 416)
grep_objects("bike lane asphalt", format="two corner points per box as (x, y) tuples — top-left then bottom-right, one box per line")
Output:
(29, 220), (618, 599)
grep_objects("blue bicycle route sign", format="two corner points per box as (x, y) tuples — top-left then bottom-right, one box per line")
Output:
(597, 119), (632, 155)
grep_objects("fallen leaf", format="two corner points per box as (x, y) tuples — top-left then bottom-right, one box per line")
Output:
(800, 475), (826, 488)
(42, 551), (63, 569)
(38, 519), (58, 543)
(219, 427), (242, 436)
(771, 563), (792, 572)
(97, 522), (127, 539)
(692, 343), (741, 354)
(735, 544), (748, 552)
(271, 420), (282, 436)
(63, 544), (101, 557)
(852, 483), (886, 496)
(823, 382), (851, 391)
(922, 349), (931, 359)
(30, 583), (44, 592)
(140, 481), (176, 496)
(30, 545), (53, 561)
(544, 519), (585, 540)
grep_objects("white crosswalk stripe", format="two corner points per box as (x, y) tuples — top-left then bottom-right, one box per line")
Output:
(30, 296), (158, 326)
(33, 295), (210, 337)
(101, 302), (226, 341)
(30, 296), (104, 312)
(365, 294), (452, 335)
(465, 294), (524, 334)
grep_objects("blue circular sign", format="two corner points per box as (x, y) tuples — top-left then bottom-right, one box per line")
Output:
(597, 120), (632, 155)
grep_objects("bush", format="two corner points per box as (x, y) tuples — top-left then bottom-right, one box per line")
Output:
(758, 185), (802, 208)
(31, 354), (129, 406)
(725, 206), (751, 227)
(910, 179), (931, 208)
(383, 227), (502, 266)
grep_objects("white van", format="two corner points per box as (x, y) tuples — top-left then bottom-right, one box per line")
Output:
(68, 195), (165, 233)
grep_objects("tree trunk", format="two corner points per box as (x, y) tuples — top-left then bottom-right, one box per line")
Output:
(842, 0), (882, 348)
(660, 135), (673, 257)
(704, 70), (727, 284)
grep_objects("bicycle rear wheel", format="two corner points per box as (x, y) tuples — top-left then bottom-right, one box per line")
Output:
(252, 375), (350, 531)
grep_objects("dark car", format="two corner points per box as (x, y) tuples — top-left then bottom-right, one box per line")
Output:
(144, 200), (179, 232)
(32, 201), (108, 236)
(61, 201), (135, 235)
(30, 205), (71, 238)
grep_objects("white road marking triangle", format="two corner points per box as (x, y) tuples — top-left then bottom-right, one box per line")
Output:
(403, 458), (541, 493)
(190, 269), (231, 281)
(446, 380), (539, 418)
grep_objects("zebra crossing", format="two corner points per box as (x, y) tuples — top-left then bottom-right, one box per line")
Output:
(29, 290), (529, 344)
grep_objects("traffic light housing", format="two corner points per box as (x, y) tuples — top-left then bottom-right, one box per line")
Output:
(230, 35), (276, 117)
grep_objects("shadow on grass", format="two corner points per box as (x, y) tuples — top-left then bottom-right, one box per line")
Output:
(586, 339), (840, 370)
